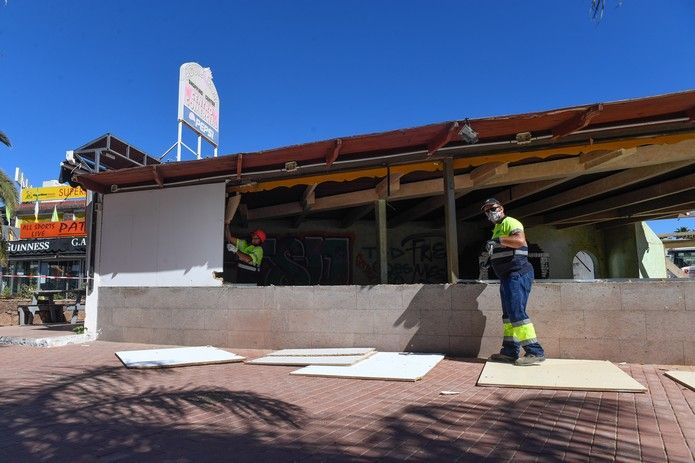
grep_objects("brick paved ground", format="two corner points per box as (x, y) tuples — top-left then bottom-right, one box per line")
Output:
(0, 341), (693, 463)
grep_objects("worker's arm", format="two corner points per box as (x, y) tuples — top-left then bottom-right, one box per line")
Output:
(500, 230), (527, 249)
(236, 251), (253, 264)
(224, 226), (239, 245)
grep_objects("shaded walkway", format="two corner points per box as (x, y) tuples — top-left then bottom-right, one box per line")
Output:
(0, 341), (692, 462)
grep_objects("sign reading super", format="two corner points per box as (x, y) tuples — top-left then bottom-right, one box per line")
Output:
(21, 185), (86, 203)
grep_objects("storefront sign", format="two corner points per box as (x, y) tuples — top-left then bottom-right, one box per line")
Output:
(19, 220), (86, 239)
(21, 185), (86, 203)
(178, 62), (220, 146)
(8, 237), (87, 256)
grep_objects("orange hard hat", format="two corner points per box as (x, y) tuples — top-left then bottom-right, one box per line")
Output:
(252, 229), (266, 243)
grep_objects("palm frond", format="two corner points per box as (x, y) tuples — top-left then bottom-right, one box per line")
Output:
(0, 131), (10, 148)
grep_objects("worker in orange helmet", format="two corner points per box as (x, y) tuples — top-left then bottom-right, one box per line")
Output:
(225, 227), (266, 284)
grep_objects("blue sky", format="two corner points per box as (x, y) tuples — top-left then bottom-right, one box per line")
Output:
(0, 0), (694, 233)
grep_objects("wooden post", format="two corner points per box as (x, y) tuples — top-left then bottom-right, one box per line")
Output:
(443, 158), (459, 283)
(375, 199), (388, 284)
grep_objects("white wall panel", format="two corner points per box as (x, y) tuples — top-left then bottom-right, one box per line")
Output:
(98, 183), (224, 286)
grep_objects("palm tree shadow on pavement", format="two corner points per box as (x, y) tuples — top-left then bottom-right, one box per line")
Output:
(0, 365), (315, 462)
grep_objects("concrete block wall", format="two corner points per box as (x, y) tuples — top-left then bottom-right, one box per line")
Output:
(97, 280), (695, 364)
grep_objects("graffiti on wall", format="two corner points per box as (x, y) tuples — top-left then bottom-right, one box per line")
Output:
(356, 232), (446, 284)
(260, 235), (352, 285)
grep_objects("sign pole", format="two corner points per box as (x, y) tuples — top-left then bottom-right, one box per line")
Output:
(176, 121), (183, 162)
(197, 135), (202, 159)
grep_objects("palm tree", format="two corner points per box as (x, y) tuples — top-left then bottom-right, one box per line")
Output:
(0, 130), (18, 266)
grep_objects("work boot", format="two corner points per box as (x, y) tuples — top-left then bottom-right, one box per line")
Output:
(515, 355), (545, 366)
(488, 353), (517, 363)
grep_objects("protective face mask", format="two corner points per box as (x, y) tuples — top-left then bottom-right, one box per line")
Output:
(485, 210), (504, 223)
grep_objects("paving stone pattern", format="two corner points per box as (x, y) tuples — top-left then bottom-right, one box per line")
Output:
(0, 341), (693, 462)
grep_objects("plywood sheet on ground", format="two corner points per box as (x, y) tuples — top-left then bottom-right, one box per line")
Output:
(665, 370), (695, 392)
(477, 359), (646, 392)
(266, 348), (375, 357)
(116, 346), (245, 369)
(290, 352), (445, 382)
(248, 351), (375, 366)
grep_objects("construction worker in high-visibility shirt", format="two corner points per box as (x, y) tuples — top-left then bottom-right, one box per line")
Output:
(482, 198), (545, 366)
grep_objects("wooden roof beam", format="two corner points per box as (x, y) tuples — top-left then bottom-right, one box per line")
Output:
(551, 104), (603, 140)
(579, 147), (637, 170)
(245, 140), (695, 221)
(514, 160), (693, 219)
(326, 139), (343, 167)
(291, 183), (318, 228)
(389, 162), (507, 228)
(152, 166), (163, 188)
(375, 172), (404, 198)
(427, 122), (459, 157)
(546, 174), (695, 224)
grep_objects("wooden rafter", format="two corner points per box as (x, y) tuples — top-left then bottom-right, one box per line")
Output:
(326, 139), (343, 167)
(245, 140), (695, 221)
(579, 147), (636, 170)
(545, 173), (695, 224)
(375, 172), (404, 198)
(551, 104), (603, 140)
(388, 162), (507, 228)
(427, 122), (459, 157)
(513, 160), (693, 219)
(152, 166), (163, 188)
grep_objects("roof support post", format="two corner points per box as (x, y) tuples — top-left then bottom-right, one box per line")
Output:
(375, 198), (388, 284)
(442, 157), (459, 283)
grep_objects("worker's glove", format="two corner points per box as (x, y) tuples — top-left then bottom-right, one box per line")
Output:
(486, 238), (500, 254)
(226, 243), (238, 253)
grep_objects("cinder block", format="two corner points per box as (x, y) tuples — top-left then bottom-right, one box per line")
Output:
(273, 286), (314, 310)
(642, 340), (685, 365)
(449, 335), (486, 357)
(372, 308), (418, 335)
(307, 332), (356, 348)
(183, 329), (228, 347)
(227, 330), (270, 349)
(353, 333), (410, 352)
(357, 285), (403, 310)
(649, 312), (695, 341)
(151, 328), (186, 346)
(560, 282), (622, 311)
(203, 308), (231, 331)
(96, 306), (113, 327)
(99, 326), (124, 342)
(683, 282), (695, 312)
(477, 336), (503, 358)
(123, 327), (156, 345)
(471, 310), (502, 338)
(527, 283), (562, 313)
(401, 284), (451, 313)
(220, 286), (275, 310)
(418, 309), (453, 336)
(115, 308), (143, 328)
(450, 282), (488, 312)
(684, 342), (695, 365)
(582, 311), (646, 340)
(404, 334), (449, 353)
(558, 339), (645, 363)
(621, 281), (685, 311)
(537, 337), (560, 358)
(531, 311), (584, 340)
(285, 309), (324, 333)
(229, 309), (274, 332)
(166, 308), (206, 330)
(313, 286), (356, 310)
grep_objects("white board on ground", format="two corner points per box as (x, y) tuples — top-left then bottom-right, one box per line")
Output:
(477, 359), (646, 392)
(267, 348), (375, 357)
(664, 370), (695, 392)
(290, 352), (445, 382)
(116, 346), (245, 369)
(248, 351), (375, 366)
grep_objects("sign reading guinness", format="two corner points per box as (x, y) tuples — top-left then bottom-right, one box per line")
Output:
(8, 237), (87, 257)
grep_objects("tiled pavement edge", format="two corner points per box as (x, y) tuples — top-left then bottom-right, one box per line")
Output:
(0, 341), (693, 462)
